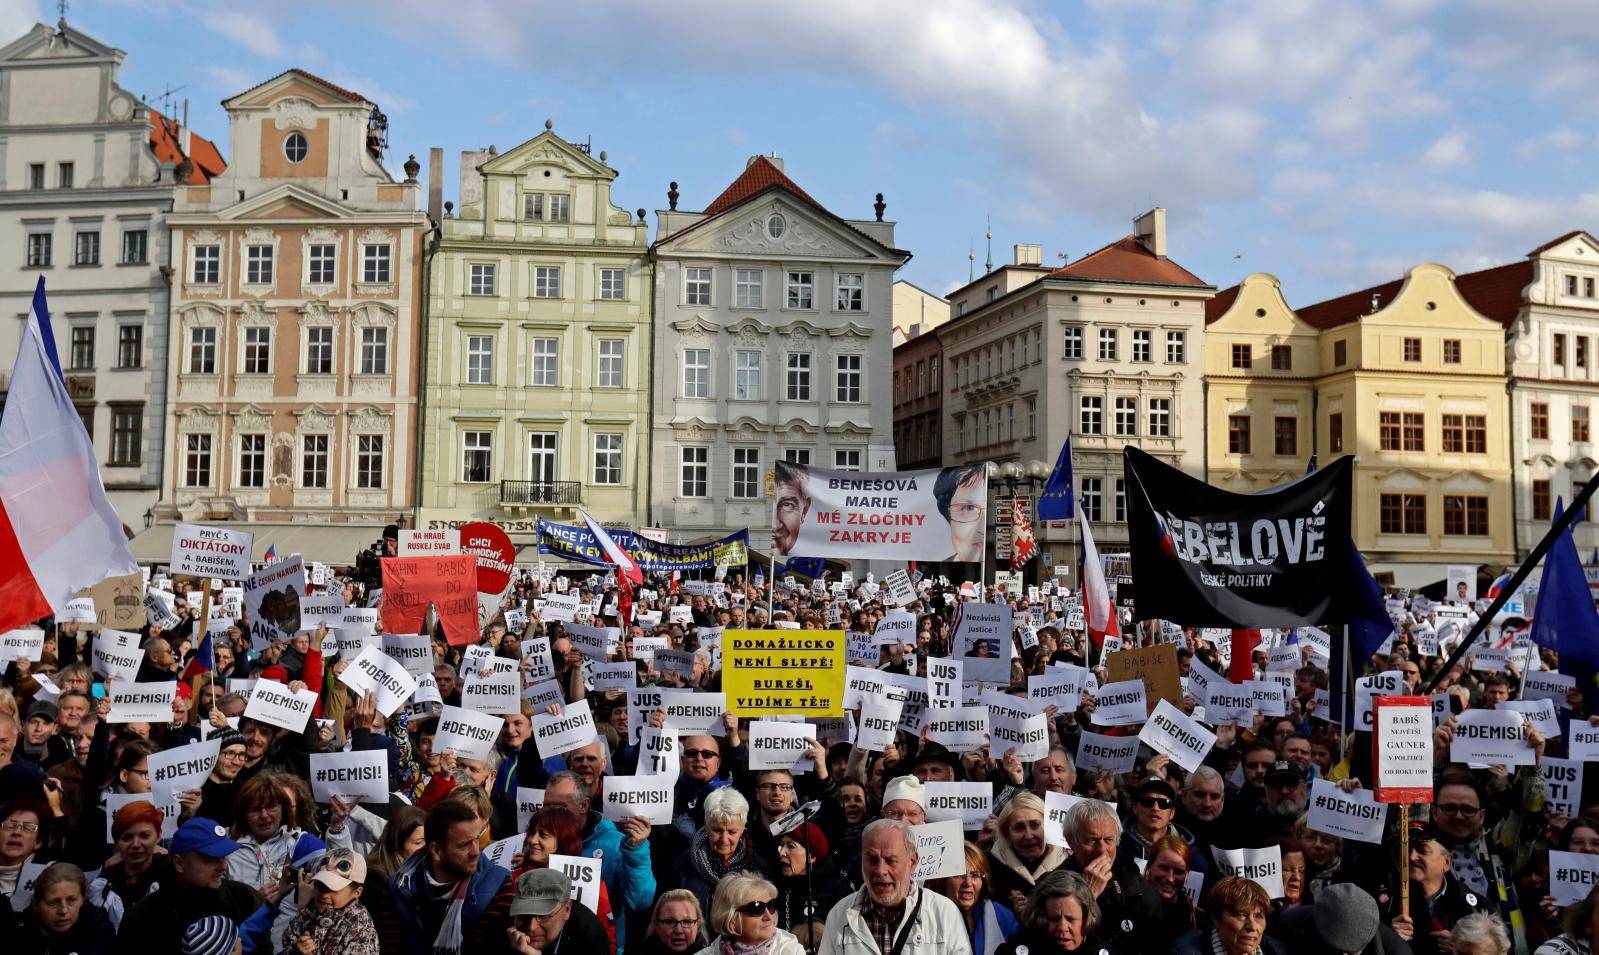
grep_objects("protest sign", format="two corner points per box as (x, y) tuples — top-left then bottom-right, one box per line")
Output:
(1372, 696), (1433, 803)
(747, 721), (818, 772)
(143, 589), (178, 629)
(460, 521), (516, 595)
(518, 679), (561, 713)
(482, 836), (519, 872)
(1212, 845), (1285, 898)
(108, 682), (175, 723)
(548, 854), (603, 915)
(881, 671), (929, 733)
(1185, 657), (1226, 708)
(171, 522), (254, 580)
(844, 665), (890, 711)
(924, 782), (992, 830)
(1204, 680), (1256, 727)
(925, 705), (988, 753)
(310, 750), (389, 805)
(1499, 699), (1561, 739)
(655, 649), (698, 681)
(884, 569), (917, 606)
(436, 704), (505, 762)
(1524, 670), (1578, 710)
(0, 628), (43, 662)
(462, 670), (522, 715)
(1091, 679), (1147, 727)
(520, 636), (555, 681)
(1354, 671), (1404, 729)
(1307, 779), (1387, 844)
(381, 633), (434, 677)
(1076, 732), (1139, 775)
(148, 739), (219, 798)
(295, 593), (342, 630)
(602, 775), (675, 826)
(771, 463), (989, 562)
(532, 699), (598, 759)
(92, 628), (142, 683)
(381, 555), (478, 647)
(565, 623), (616, 662)
(516, 788), (545, 832)
(873, 609), (917, 646)
(637, 725), (680, 778)
(660, 690), (727, 736)
(84, 572), (145, 630)
(1246, 678), (1288, 718)
(928, 657), (962, 709)
(245, 556), (305, 647)
(244, 681), (318, 732)
(1552, 850), (1599, 906)
(987, 699), (1048, 761)
(339, 645), (419, 717)
(952, 601), (1013, 684)
(1028, 666), (1086, 710)
(1139, 699), (1217, 773)
(1543, 757), (1585, 818)
(856, 700), (903, 753)
(398, 529), (460, 556)
(543, 593), (580, 623)
(910, 819), (968, 880)
(1266, 645), (1301, 672)
(1571, 724), (1599, 762)
(724, 629), (844, 717)
(590, 662), (639, 692)
(1450, 708), (1533, 767)
(1106, 644), (1181, 714)
(1472, 646), (1510, 673)
(58, 596), (95, 624)
(103, 793), (179, 843)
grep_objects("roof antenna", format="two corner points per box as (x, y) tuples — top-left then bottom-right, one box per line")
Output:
(968, 239), (975, 283)
(984, 214), (993, 275)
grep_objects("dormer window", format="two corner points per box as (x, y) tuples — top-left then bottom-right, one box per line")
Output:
(284, 132), (308, 164)
(767, 214), (786, 239)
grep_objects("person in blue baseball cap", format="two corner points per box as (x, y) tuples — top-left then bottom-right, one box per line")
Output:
(116, 817), (259, 951)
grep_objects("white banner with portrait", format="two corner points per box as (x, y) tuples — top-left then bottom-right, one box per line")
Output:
(771, 463), (989, 562)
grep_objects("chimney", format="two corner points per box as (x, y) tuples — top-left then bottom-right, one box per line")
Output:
(1133, 207), (1167, 258)
(1014, 243), (1042, 267)
(750, 152), (783, 172)
(427, 147), (443, 223)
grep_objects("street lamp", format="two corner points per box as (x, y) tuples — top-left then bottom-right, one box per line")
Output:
(142, 507), (153, 530)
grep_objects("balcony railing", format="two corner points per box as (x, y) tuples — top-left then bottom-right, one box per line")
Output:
(499, 480), (582, 506)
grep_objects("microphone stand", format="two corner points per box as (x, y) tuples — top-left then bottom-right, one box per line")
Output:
(770, 799), (822, 952)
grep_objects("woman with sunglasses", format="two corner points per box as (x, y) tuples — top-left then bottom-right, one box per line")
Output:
(698, 872), (805, 955)
(930, 842), (1020, 955)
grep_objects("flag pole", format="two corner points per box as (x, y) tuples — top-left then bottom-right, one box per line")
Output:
(195, 578), (214, 715)
(1423, 467), (1599, 694)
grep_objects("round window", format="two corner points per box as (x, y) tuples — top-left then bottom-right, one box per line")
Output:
(284, 132), (308, 164)
(767, 214), (786, 239)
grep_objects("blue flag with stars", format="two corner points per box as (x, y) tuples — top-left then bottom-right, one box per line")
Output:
(1532, 499), (1599, 713)
(1036, 436), (1074, 521)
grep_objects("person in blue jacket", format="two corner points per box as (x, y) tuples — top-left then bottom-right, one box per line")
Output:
(931, 842), (1021, 955)
(546, 769), (656, 953)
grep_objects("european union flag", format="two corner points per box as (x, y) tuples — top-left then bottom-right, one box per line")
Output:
(783, 556), (827, 579)
(1531, 499), (1599, 713)
(1036, 436), (1074, 521)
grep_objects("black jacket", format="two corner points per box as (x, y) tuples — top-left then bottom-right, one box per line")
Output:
(116, 878), (259, 950)
(994, 927), (1110, 955)
(1271, 902), (1414, 955)
(17, 901), (116, 955)
(774, 858), (851, 934)
(549, 899), (612, 955)
(1058, 854), (1163, 955)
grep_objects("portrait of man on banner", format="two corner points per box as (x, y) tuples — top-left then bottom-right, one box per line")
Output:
(771, 461), (989, 562)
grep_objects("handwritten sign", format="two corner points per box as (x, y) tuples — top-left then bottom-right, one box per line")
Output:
(381, 555), (479, 647)
(1373, 696), (1433, 803)
(910, 819), (967, 880)
(398, 529), (460, 556)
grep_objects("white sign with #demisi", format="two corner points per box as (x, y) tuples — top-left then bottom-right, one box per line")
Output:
(1075, 731), (1138, 775)
(1212, 845), (1284, 899)
(243, 681), (318, 733)
(602, 774), (674, 826)
(856, 700), (902, 753)
(1450, 708), (1534, 767)
(435, 704), (506, 763)
(338, 645), (419, 717)
(923, 782), (991, 830)
(532, 699), (598, 760)
(747, 721), (817, 772)
(1138, 699), (1217, 774)
(310, 750), (389, 805)
(107, 682), (175, 723)
(1306, 779), (1387, 844)
(1091, 679), (1147, 727)
(1551, 849), (1599, 906)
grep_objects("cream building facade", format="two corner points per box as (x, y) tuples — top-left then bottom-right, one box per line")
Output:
(892, 278), (948, 345)
(418, 128), (651, 540)
(149, 70), (426, 561)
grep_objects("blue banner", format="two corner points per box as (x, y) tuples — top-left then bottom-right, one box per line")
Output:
(535, 520), (749, 573)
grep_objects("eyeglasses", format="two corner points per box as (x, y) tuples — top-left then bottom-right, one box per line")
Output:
(657, 918), (700, 930)
(1, 820), (39, 834)
(757, 783), (795, 793)
(529, 903), (570, 925)
(682, 749), (719, 760)
(1435, 803), (1482, 816)
(1134, 796), (1173, 810)
(737, 900), (776, 918)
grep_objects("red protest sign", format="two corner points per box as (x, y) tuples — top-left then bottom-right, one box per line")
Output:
(380, 555), (479, 647)
(459, 521), (515, 596)
(1373, 695), (1434, 804)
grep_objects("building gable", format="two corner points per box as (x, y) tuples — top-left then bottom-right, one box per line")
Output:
(481, 130), (614, 182)
(660, 194), (888, 262)
(219, 184), (349, 221)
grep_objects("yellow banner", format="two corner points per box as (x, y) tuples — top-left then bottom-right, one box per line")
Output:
(723, 629), (846, 717)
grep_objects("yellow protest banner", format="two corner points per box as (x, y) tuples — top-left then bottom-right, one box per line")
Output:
(723, 629), (846, 717)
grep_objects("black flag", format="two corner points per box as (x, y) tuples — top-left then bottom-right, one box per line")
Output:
(1123, 447), (1356, 627)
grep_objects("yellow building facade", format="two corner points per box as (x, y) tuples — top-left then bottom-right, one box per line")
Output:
(1207, 265), (1514, 584)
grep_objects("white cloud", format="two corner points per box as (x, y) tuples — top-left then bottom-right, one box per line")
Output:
(0, 0), (40, 44)
(1514, 127), (1585, 162)
(202, 65), (253, 94)
(327, 74), (414, 113)
(201, 11), (283, 58)
(1420, 130), (1469, 169)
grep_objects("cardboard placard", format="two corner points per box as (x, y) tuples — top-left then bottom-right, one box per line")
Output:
(1372, 695), (1433, 803)
(380, 555), (479, 647)
(83, 572), (146, 630)
(1105, 644), (1181, 714)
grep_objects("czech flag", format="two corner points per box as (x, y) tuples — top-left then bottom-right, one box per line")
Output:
(580, 508), (642, 585)
(0, 279), (135, 631)
(264, 543), (277, 562)
(181, 631), (215, 681)
(1078, 505), (1118, 646)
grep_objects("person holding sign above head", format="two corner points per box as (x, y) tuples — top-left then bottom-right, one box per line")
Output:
(698, 872), (808, 955)
(991, 871), (1107, 955)
(506, 867), (612, 955)
(1379, 822), (1493, 955)
(816, 818), (971, 955)
(542, 769), (656, 952)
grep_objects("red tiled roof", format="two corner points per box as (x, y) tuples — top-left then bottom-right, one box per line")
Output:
(225, 68), (370, 107)
(1048, 235), (1210, 288)
(1529, 230), (1588, 256)
(702, 156), (820, 217)
(1205, 283), (1241, 324)
(1297, 260), (1533, 330)
(147, 108), (226, 184)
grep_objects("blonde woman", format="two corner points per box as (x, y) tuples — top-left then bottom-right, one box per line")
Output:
(698, 872), (805, 955)
(985, 791), (1067, 912)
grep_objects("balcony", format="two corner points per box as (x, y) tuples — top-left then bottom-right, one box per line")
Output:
(499, 480), (582, 507)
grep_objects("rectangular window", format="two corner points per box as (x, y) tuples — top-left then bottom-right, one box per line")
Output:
(1114, 478), (1127, 523)
(462, 431), (493, 483)
(307, 243), (335, 284)
(1166, 331), (1186, 364)
(1333, 339), (1348, 366)
(1064, 326), (1083, 360)
(835, 272), (864, 311)
(74, 231), (99, 266)
(1442, 414), (1488, 454)
(734, 350), (762, 400)
(359, 327), (389, 375)
(547, 194), (570, 223)
(1555, 333), (1567, 366)
(245, 245), (273, 285)
(1148, 398), (1171, 437)
(1132, 329), (1152, 363)
(735, 269), (763, 308)
(183, 434), (211, 487)
(1231, 343), (1251, 369)
(466, 335), (494, 385)
(786, 353), (811, 401)
(1588, 277), (1597, 298)
(362, 244), (391, 283)
(356, 435), (384, 489)
(57, 162), (72, 188)
(1080, 395), (1103, 435)
(1380, 493), (1427, 534)
(685, 267), (712, 306)
(304, 326), (333, 375)
(26, 233), (51, 267)
(599, 268), (625, 300)
(1379, 411), (1425, 451)
(593, 434), (623, 486)
(1443, 339), (1461, 364)
(1531, 402), (1550, 440)
(680, 446), (708, 497)
(787, 271), (814, 309)
(121, 229), (147, 265)
(1444, 495), (1489, 536)
(192, 244), (219, 283)
(930, 355), (940, 390)
(1274, 416), (1297, 455)
(597, 339), (624, 388)
(683, 349), (710, 398)
(469, 263), (496, 296)
(1228, 415), (1251, 454)
(69, 326), (94, 370)
(1269, 344), (1292, 371)
(242, 326), (271, 374)
(188, 326), (216, 374)
(1330, 412), (1344, 453)
(784, 448), (811, 466)
(1533, 479), (1552, 521)
(27, 164), (42, 190)
(834, 449), (862, 471)
(1098, 328), (1117, 361)
(1403, 337), (1422, 362)
(731, 447), (760, 498)
(1081, 478), (1102, 523)
(530, 338), (559, 387)
(527, 432), (557, 483)
(835, 354), (862, 403)
(524, 194), (543, 220)
(237, 434), (265, 489)
(1575, 406), (1590, 443)
(76, 404), (93, 441)
(1581, 337), (1590, 370)
(1114, 397), (1137, 436)
(1027, 398), (1037, 438)
(110, 407), (142, 466)
(534, 265), (562, 298)
(300, 435), (329, 488)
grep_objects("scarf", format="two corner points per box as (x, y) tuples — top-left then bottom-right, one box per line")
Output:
(718, 934), (780, 955)
(990, 837), (1067, 887)
(431, 870), (471, 955)
(692, 828), (753, 885)
(977, 900), (1004, 955)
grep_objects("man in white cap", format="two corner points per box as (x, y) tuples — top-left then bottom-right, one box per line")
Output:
(881, 775), (926, 825)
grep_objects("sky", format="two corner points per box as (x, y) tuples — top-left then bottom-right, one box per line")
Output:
(12, 0), (1599, 304)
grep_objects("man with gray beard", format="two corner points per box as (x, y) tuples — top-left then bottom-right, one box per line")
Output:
(817, 819), (971, 955)
(1260, 759), (1311, 844)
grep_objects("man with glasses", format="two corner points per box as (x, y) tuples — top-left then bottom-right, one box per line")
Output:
(1431, 772), (1532, 953)
(673, 734), (732, 839)
(1218, 740), (1279, 845)
(199, 726), (249, 822)
(507, 868), (609, 955)
(1118, 775), (1211, 879)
